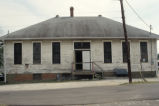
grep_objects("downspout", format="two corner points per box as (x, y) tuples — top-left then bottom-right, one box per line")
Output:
(149, 25), (156, 76)
(155, 40), (158, 76)
(3, 40), (6, 83)
(151, 39), (152, 72)
(150, 25), (152, 73)
(149, 25), (157, 76)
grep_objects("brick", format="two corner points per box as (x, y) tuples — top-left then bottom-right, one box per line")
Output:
(42, 73), (56, 80)
(7, 74), (33, 82)
(14, 74), (33, 81)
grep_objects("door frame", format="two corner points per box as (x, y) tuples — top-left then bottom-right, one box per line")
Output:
(74, 50), (91, 71)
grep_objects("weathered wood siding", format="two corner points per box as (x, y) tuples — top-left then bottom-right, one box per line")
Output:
(4, 39), (157, 74)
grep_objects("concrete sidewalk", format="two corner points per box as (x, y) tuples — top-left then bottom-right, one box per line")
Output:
(0, 77), (159, 92)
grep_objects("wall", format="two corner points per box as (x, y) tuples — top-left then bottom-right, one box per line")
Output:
(4, 39), (157, 75)
(91, 39), (157, 73)
(4, 40), (74, 74)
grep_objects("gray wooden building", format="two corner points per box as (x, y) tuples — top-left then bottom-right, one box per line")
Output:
(1, 8), (159, 82)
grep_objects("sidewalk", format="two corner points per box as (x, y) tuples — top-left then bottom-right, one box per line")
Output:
(0, 77), (159, 92)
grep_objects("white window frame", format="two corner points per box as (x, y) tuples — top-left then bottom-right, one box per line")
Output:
(13, 41), (23, 65)
(51, 41), (61, 64)
(139, 40), (149, 63)
(102, 40), (113, 64)
(32, 41), (42, 65)
(121, 40), (131, 63)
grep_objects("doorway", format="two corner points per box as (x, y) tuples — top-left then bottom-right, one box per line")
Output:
(74, 42), (91, 71)
(75, 51), (82, 70)
(75, 50), (91, 71)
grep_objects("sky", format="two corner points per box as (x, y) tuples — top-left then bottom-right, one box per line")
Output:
(0, 0), (159, 50)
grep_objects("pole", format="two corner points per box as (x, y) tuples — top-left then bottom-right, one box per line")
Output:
(150, 25), (152, 34)
(119, 0), (132, 83)
(150, 25), (152, 72)
(2, 42), (6, 84)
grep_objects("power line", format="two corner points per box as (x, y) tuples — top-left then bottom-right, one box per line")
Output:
(125, 0), (150, 28)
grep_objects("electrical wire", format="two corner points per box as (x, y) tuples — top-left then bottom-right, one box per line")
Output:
(125, 0), (150, 28)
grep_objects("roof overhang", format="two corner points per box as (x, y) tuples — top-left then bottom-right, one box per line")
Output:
(1, 37), (158, 41)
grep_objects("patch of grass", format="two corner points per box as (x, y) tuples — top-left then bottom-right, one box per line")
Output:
(0, 79), (58, 85)
(0, 81), (5, 85)
(0, 78), (101, 85)
(0, 104), (7, 106)
(4, 79), (58, 85)
(120, 81), (159, 85)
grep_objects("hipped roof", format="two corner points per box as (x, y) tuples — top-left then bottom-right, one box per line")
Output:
(1, 16), (159, 40)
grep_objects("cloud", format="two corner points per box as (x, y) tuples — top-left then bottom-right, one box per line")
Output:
(0, 27), (4, 35)
(0, 0), (42, 16)
(0, 0), (158, 36)
(0, 0), (46, 36)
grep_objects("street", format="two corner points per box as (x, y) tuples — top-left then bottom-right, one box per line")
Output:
(0, 83), (159, 105)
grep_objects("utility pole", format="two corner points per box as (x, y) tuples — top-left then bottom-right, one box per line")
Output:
(119, 0), (132, 83)
(150, 25), (152, 35)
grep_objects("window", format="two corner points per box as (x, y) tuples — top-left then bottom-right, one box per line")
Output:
(74, 42), (90, 49)
(52, 42), (60, 64)
(140, 42), (148, 62)
(14, 43), (22, 64)
(33, 74), (42, 80)
(33, 42), (41, 64)
(104, 42), (112, 63)
(122, 42), (130, 63)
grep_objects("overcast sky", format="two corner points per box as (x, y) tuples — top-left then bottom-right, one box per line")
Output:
(0, 0), (159, 50)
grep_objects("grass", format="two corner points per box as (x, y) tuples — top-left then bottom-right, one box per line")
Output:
(0, 78), (101, 85)
(0, 104), (7, 106)
(0, 82), (5, 85)
(120, 81), (159, 85)
(0, 79), (60, 85)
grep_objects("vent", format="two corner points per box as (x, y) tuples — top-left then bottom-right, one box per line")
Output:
(98, 15), (102, 17)
(55, 15), (59, 18)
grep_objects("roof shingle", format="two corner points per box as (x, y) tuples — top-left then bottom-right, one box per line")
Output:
(1, 17), (159, 40)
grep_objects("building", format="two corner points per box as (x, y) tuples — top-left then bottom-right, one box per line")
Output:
(0, 7), (159, 82)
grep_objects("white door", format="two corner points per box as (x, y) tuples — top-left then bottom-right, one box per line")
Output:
(82, 51), (91, 70)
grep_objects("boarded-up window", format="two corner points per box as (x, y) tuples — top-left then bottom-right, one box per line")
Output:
(140, 42), (148, 62)
(74, 42), (90, 49)
(33, 42), (41, 64)
(14, 43), (22, 64)
(52, 42), (60, 64)
(33, 74), (42, 80)
(122, 42), (130, 63)
(104, 42), (112, 63)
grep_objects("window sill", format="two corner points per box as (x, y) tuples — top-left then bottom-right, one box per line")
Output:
(14, 64), (22, 65)
(123, 62), (127, 64)
(104, 62), (112, 64)
(141, 62), (148, 63)
(32, 64), (41, 65)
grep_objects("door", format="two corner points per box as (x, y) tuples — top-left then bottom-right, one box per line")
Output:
(82, 51), (91, 70)
(75, 51), (82, 70)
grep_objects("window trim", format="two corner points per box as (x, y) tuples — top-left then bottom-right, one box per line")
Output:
(51, 41), (61, 64)
(121, 40), (131, 63)
(52, 41), (61, 64)
(139, 40), (149, 63)
(102, 40), (112, 64)
(13, 41), (23, 65)
(73, 40), (91, 50)
(32, 41), (42, 65)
